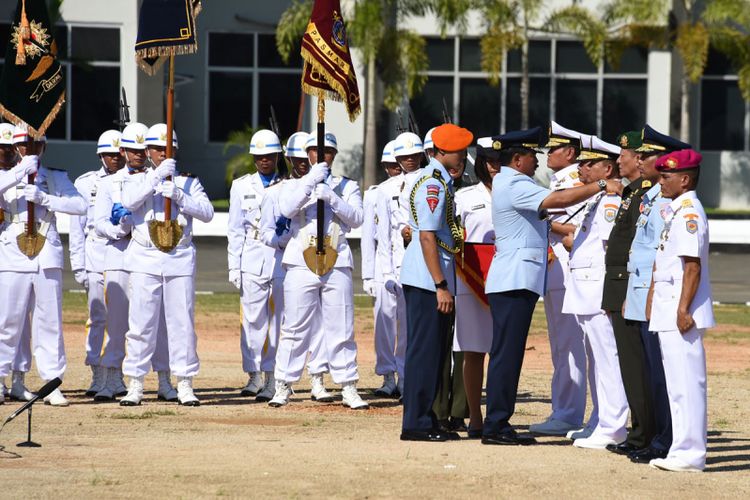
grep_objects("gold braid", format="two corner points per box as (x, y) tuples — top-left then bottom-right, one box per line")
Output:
(409, 170), (463, 254)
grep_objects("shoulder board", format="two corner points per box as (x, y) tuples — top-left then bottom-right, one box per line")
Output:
(569, 171), (579, 179)
(681, 199), (693, 208)
(179, 172), (197, 178)
(432, 170), (442, 179)
(642, 180), (652, 188)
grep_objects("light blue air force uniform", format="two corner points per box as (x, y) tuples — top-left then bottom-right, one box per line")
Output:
(485, 168), (550, 295)
(399, 158), (457, 293)
(624, 185), (669, 321)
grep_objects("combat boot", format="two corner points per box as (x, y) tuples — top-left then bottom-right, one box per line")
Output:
(310, 372), (334, 402)
(241, 372), (263, 397)
(255, 371), (275, 402)
(94, 367), (120, 401)
(374, 372), (398, 397)
(86, 365), (105, 396)
(268, 380), (292, 407)
(341, 382), (369, 410)
(119, 376), (144, 406)
(157, 371), (178, 402)
(10, 371), (34, 401)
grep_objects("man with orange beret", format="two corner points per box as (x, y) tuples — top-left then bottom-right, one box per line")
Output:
(399, 123), (472, 442)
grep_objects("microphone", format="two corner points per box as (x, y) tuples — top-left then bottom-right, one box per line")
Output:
(3, 378), (61, 427)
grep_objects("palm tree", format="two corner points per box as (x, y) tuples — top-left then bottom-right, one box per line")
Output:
(223, 125), (258, 189)
(703, 0), (750, 103)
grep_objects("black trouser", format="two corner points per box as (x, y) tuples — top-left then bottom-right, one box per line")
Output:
(639, 321), (673, 452)
(484, 289), (538, 434)
(432, 323), (469, 422)
(401, 285), (452, 432)
(610, 311), (655, 448)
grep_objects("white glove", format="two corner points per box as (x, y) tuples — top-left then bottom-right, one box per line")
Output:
(23, 184), (48, 205)
(14, 155), (38, 180)
(384, 275), (400, 296)
(150, 158), (176, 186)
(119, 214), (133, 231)
(314, 183), (335, 203)
(362, 279), (376, 297)
(305, 162), (329, 191)
(158, 180), (184, 204)
(73, 269), (89, 289)
(228, 269), (241, 290)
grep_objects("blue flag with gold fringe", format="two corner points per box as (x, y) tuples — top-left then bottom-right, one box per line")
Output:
(135, 0), (201, 75)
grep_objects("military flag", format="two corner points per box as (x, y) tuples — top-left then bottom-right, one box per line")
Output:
(456, 243), (495, 307)
(0, 0), (65, 138)
(135, 0), (201, 75)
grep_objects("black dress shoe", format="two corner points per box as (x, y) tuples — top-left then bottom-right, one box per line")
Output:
(629, 447), (668, 463)
(606, 442), (641, 455)
(482, 429), (537, 446)
(400, 429), (451, 442)
(448, 417), (468, 432)
(467, 428), (483, 440)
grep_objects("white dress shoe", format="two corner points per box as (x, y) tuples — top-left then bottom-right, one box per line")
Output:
(650, 457), (703, 473)
(529, 418), (580, 436)
(341, 382), (369, 410)
(374, 373), (398, 397)
(241, 372), (263, 397)
(255, 372), (275, 402)
(119, 377), (144, 406)
(44, 388), (70, 407)
(310, 373), (334, 402)
(86, 365), (106, 396)
(10, 371), (34, 401)
(268, 380), (292, 407)
(157, 371), (179, 402)
(573, 435), (620, 449)
(177, 377), (200, 406)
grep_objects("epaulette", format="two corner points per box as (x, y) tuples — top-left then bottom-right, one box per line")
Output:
(642, 180), (652, 188)
(432, 169), (442, 179)
(681, 199), (693, 208)
(569, 171), (579, 179)
(179, 172), (197, 178)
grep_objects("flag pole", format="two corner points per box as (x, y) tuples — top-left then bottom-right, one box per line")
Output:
(26, 137), (35, 237)
(164, 54), (175, 221)
(316, 92), (325, 257)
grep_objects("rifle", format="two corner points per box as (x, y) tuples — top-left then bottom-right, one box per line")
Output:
(268, 106), (289, 179)
(113, 87), (130, 131)
(442, 97), (452, 124)
(407, 105), (421, 139)
(395, 108), (407, 134)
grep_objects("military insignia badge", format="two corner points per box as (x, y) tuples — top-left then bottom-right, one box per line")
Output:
(604, 203), (618, 222)
(332, 11), (347, 47)
(681, 199), (693, 208)
(686, 220), (698, 234)
(425, 184), (440, 212)
(136, 134), (145, 144)
(160, 131), (168, 142)
(642, 180), (652, 188)
(492, 140), (501, 150)
(112, 138), (120, 148)
(570, 171), (579, 179)
(665, 158), (678, 169)
(619, 135), (628, 147)
(1, 128), (12, 141)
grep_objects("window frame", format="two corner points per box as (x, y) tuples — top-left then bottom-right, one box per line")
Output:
(697, 72), (750, 152)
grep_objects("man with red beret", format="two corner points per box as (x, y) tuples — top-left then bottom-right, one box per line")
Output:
(647, 149), (714, 472)
(399, 123), (472, 442)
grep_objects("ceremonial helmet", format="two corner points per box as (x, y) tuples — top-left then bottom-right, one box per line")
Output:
(97, 130), (123, 154)
(381, 140), (396, 163)
(305, 130), (338, 151)
(120, 122), (149, 150)
(392, 132), (423, 157)
(0, 123), (15, 145)
(423, 127), (437, 150)
(249, 129), (282, 155)
(12, 125), (46, 144)
(285, 132), (310, 159)
(145, 123), (178, 149)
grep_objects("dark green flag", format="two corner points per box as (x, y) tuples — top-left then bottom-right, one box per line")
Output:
(0, 0), (65, 138)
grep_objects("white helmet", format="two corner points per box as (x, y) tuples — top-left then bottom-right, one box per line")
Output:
(249, 129), (282, 155)
(285, 132), (310, 159)
(393, 132), (423, 157)
(0, 123), (15, 145)
(12, 125), (46, 144)
(97, 130), (122, 154)
(120, 122), (149, 150)
(145, 123), (178, 149)
(423, 127), (437, 150)
(305, 130), (338, 151)
(381, 140), (396, 163)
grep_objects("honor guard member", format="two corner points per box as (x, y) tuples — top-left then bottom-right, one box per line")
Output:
(529, 121), (590, 437)
(622, 134), (674, 464)
(399, 123), (472, 442)
(453, 136), (498, 438)
(647, 149), (714, 473)
(69, 130), (125, 397)
(228, 129), (284, 398)
(423, 127), (436, 158)
(260, 132), (333, 403)
(393, 132), (425, 249)
(119, 123), (214, 406)
(0, 123), (34, 403)
(270, 130), (368, 409)
(363, 140), (405, 397)
(0, 127), (86, 406)
(482, 128), (623, 446)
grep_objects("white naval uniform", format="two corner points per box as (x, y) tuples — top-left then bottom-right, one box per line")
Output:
(649, 191), (714, 470)
(70, 167), (109, 367)
(454, 183), (493, 353)
(395, 168), (423, 235)
(544, 164), (590, 426)
(120, 169), (214, 379)
(228, 173), (283, 374)
(562, 191), (628, 443)
(372, 175), (408, 378)
(0, 165), (86, 381)
(275, 174), (363, 384)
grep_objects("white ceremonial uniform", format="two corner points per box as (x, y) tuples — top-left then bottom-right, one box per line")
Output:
(395, 169), (423, 234)
(70, 167), (109, 367)
(228, 173), (283, 374)
(275, 174), (363, 384)
(562, 191), (628, 443)
(454, 182), (493, 353)
(649, 191), (714, 470)
(120, 170), (214, 379)
(0, 165), (86, 381)
(372, 175), (407, 378)
(544, 164), (590, 426)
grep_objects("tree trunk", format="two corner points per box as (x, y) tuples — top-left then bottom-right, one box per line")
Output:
(363, 54), (378, 189)
(520, 13), (530, 129)
(680, 74), (690, 143)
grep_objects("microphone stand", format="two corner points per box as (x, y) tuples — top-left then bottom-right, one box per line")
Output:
(16, 406), (40, 447)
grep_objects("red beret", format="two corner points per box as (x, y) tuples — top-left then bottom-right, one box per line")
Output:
(432, 124), (474, 153)
(655, 149), (702, 171)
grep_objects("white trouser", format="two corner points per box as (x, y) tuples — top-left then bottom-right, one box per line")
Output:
(544, 287), (587, 426)
(85, 271), (107, 366)
(0, 269), (66, 380)
(123, 273), (198, 378)
(240, 274), (282, 373)
(11, 303), (33, 372)
(306, 309), (329, 375)
(275, 266), (358, 384)
(584, 333), (599, 431)
(576, 312), (627, 442)
(658, 327), (707, 469)
(373, 281), (406, 378)
(100, 270), (129, 369)
(151, 308), (171, 372)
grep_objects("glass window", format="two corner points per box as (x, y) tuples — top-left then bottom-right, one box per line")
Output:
(71, 65), (119, 140)
(506, 77), (551, 130)
(257, 73), (302, 135)
(704, 48), (735, 76)
(54, 26), (68, 59)
(425, 37), (454, 71)
(602, 79), (647, 142)
(209, 33), (253, 67)
(410, 76), (453, 130)
(72, 27), (119, 62)
(209, 72), (253, 142)
(507, 40), (551, 73)
(604, 46), (647, 74)
(700, 80), (745, 150)
(556, 41), (597, 73)
(459, 38), (481, 72)
(556, 79), (597, 132)
(258, 33), (301, 68)
(459, 78), (500, 137)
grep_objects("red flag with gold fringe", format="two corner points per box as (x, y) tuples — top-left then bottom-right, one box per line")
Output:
(456, 243), (495, 307)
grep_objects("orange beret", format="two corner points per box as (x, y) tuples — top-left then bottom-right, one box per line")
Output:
(432, 124), (474, 153)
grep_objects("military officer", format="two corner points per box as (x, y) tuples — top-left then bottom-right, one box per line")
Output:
(0, 126), (86, 406)
(647, 149), (714, 473)
(119, 123), (214, 406)
(269, 130), (368, 410)
(482, 128), (622, 446)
